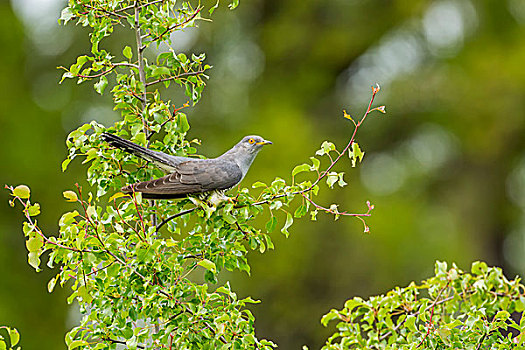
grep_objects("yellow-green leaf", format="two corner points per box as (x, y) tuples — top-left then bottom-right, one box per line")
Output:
(292, 164), (310, 177)
(26, 236), (44, 252)
(13, 185), (30, 199)
(197, 259), (216, 273)
(281, 212), (293, 237)
(86, 205), (96, 219)
(63, 190), (78, 202)
(48, 276), (58, 293)
(123, 46), (133, 59)
(108, 192), (128, 202)
(8, 328), (20, 346)
(28, 251), (41, 270)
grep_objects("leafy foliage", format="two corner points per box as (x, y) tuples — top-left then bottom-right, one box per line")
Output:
(320, 261), (525, 349)
(6, 0), (379, 348)
(0, 326), (21, 350)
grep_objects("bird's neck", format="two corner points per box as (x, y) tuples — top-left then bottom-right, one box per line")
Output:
(219, 148), (258, 180)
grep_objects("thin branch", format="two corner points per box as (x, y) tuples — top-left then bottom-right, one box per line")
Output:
(475, 332), (488, 350)
(416, 282), (449, 348)
(149, 87), (382, 229)
(85, 260), (115, 277)
(82, 3), (126, 19)
(251, 86), (381, 209)
(104, 338), (146, 349)
(302, 193), (372, 218)
(114, 198), (142, 236)
(379, 287), (466, 342)
(66, 62), (137, 79)
(116, 0), (165, 14)
(308, 85), (380, 191)
(134, 1), (149, 135)
(156, 207), (197, 232)
(6, 186), (84, 253)
(145, 70), (205, 87)
(147, 7), (202, 44)
(130, 190), (147, 241)
(73, 65), (115, 79)
(75, 185), (148, 280)
(147, 101), (190, 140)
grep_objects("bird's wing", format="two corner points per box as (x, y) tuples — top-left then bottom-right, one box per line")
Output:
(122, 159), (243, 199)
(101, 133), (193, 173)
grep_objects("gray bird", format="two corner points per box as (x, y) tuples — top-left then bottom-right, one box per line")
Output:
(101, 133), (272, 199)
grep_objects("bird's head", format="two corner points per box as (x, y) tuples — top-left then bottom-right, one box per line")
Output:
(237, 135), (272, 154)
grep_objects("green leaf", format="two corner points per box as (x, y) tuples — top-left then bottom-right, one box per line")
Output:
(252, 181), (267, 189)
(8, 328), (19, 346)
(264, 234), (274, 250)
(349, 142), (365, 167)
(326, 172), (338, 188)
(405, 315), (417, 332)
(27, 203), (40, 216)
(179, 114), (190, 133)
(209, 0), (220, 15)
(13, 185), (30, 199)
(60, 210), (79, 226)
(86, 205), (97, 220)
(338, 173), (347, 187)
(60, 7), (74, 23)
(229, 0), (239, 9)
(281, 212), (293, 237)
(123, 46), (133, 59)
(77, 285), (93, 303)
(471, 261), (488, 275)
(316, 141), (336, 156)
(48, 276), (57, 293)
(494, 310), (510, 321)
(0, 340), (5, 350)
(265, 216), (277, 232)
(61, 158), (72, 172)
(68, 339), (89, 349)
(294, 204), (308, 218)
(292, 164), (310, 177)
(151, 66), (171, 77)
(108, 192), (128, 202)
(28, 251), (41, 271)
(63, 190), (78, 202)
(310, 157), (320, 171)
(94, 75), (108, 95)
(198, 259), (217, 273)
(26, 236), (44, 252)
(321, 309), (339, 327)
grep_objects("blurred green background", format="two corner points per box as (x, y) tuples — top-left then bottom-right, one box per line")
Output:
(2, 0), (525, 348)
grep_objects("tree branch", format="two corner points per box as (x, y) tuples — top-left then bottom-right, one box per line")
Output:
(147, 7), (202, 43)
(116, 0), (165, 14)
(156, 207), (197, 232)
(134, 1), (149, 136)
(145, 70), (205, 87)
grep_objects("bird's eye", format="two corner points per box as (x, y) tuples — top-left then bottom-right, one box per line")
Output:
(248, 138), (255, 144)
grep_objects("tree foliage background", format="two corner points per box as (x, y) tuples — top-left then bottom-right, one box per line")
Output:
(1, 0), (525, 349)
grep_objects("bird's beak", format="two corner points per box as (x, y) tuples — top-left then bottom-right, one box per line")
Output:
(256, 140), (272, 145)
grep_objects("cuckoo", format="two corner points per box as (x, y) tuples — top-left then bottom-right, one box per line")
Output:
(101, 133), (272, 199)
